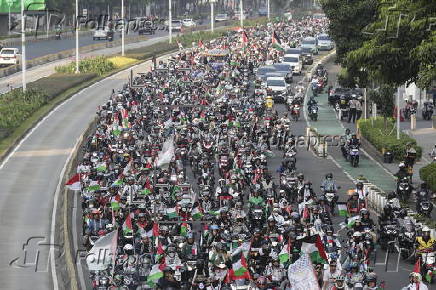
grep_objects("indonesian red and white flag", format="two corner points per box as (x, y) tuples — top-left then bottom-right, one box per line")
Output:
(241, 31), (248, 44)
(65, 173), (82, 191)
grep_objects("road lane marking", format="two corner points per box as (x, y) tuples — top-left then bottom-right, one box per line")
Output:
(13, 148), (73, 157)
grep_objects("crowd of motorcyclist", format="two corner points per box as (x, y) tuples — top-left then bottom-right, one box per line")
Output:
(73, 15), (435, 290)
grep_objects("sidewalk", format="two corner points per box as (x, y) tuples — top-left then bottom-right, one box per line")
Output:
(305, 87), (397, 192)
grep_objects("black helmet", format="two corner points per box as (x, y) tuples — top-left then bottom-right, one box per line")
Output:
(297, 173), (304, 180)
(326, 173), (333, 179)
(356, 182), (363, 189)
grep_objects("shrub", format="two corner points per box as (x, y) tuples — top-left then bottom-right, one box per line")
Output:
(0, 89), (48, 134)
(420, 163), (436, 191)
(28, 73), (97, 100)
(55, 56), (115, 76)
(358, 117), (422, 161)
(108, 56), (138, 68)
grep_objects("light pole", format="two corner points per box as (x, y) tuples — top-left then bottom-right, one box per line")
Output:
(21, 0), (26, 91)
(210, 0), (215, 32)
(121, 0), (125, 56)
(396, 87), (400, 140)
(168, 0), (172, 44)
(240, 0), (243, 27)
(267, 0), (270, 20)
(7, 0), (13, 34)
(75, 0), (79, 73)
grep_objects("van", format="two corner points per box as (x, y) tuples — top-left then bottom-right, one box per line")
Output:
(282, 54), (302, 75)
(301, 37), (319, 55)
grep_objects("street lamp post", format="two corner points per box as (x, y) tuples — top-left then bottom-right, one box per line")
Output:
(75, 0), (79, 73)
(210, 0), (215, 32)
(397, 87), (400, 140)
(21, 0), (26, 91)
(121, 0), (125, 56)
(168, 0), (172, 44)
(240, 0), (243, 27)
(267, 0), (270, 20)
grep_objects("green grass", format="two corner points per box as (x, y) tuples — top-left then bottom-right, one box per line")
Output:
(0, 60), (140, 158)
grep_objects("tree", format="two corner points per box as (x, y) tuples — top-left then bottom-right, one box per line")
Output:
(346, 0), (436, 88)
(320, 0), (378, 64)
(368, 84), (396, 129)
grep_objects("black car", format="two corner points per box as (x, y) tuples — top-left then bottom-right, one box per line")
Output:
(300, 47), (314, 65)
(139, 21), (155, 35)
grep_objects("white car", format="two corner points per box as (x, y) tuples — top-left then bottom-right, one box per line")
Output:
(0, 48), (20, 66)
(282, 54), (303, 75)
(317, 33), (334, 50)
(171, 20), (183, 32)
(182, 19), (196, 27)
(266, 76), (289, 103)
(215, 14), (229, 22)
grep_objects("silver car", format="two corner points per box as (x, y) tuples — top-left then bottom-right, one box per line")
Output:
(317, 34), (334, 51)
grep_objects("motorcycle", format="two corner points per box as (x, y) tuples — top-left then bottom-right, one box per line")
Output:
(378, 223), (399, 251)
(309, 104), (318, 121)
(398, 221), (415, 260)
(290, 104), (301, 121)
(397, 177), (412, 202)
(348, 145), (360, 167)
(417, 199), (433, 218)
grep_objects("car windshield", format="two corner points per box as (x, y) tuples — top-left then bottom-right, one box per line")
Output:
(301, 47), (312, 53)
(285, 49), (301, 55)
(257, 67), (274, 75)
(284, 57), (298, 63)
(302, 39), (316, 45)
(217, 14), (227, 18)
(273, 65), (290, 72)
(318, 35), (331, 41)
(172, 21), (182, 25)
(267, 79), (285, 87)
(1, 49), (15, 54)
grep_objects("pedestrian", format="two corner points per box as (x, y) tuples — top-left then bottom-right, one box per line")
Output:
(356, 97), (363, 121)
(348, 95), (358, 123)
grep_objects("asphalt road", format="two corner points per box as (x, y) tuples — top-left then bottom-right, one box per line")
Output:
(8, 29), (168, 60)
(0, 49), (414, 289)
(0, 58), (156, 290)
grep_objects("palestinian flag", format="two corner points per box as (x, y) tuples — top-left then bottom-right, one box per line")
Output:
(123, 213), (133, 235)
(86, 181), (101, 192)
(180, 222), (189, 236)
(347, 216), (360, 228)
(146, 264), (164, 287)
(66, 173), (82, 191)
(198, 40), (204, 48)
(146, 222), (160, 238)
(140, 178), (152, 195)
(301, 235), (328, 264)
(166, 207), (178, 219)
(241, 31), (248, 44)
(155, 241), (165, 262)
(279, 243), (290, 264)
(112, 126), (122, 137)
(192, 207), (204, 220)
(112, 179), (124, 186)
(110, 195), (120, 210)
(272, 31), (284, 51)
(230, 252), (250, 280)
(338, 204), (348, 217)
(96, 163), (107, 172)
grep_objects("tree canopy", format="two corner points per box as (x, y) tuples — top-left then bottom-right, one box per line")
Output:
(322, 0), (436, 88)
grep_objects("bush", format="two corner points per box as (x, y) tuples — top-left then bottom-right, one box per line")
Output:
(108, 56), (138, 68)
(0, 89), (48, 134)
(28, 73), (97, 101)
(358, 117), (422, 161)
(420, 163), (436, 191)
(55, 56), (115, 76)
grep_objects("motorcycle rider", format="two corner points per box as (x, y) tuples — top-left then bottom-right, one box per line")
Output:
(157, 266), (181, 289)
(363, 272), (381, 290)
(180, 233), (199, 260)
(322, 260), (342, 290)
(416, 226), (436, 253)
(359, 208), (375, 230)
(321, 173), (339, 194)
(264, 254), (286, 286)
(401, 272), (429, 290)
(341, 128), (353, 157)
